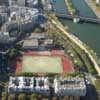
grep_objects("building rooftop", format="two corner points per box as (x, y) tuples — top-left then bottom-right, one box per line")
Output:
(23, 39), (38, 48)
(8, 77), (50, 94)
(8, 76), (86, 96)
(54, 77), (86, 96)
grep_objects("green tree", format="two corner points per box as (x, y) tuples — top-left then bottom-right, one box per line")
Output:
(37, 94), (42, 100)
(42, 98), (48, 100)
(95, 79), (100, 99)
(18, 93), (26, 100)
(52, 97), (58, 100)
(33, 25), (44, 33)
(30, 94), (37, 100)
(8, 94), (16, 100)
(6, 48), (21, 59)
(2, 97), (6, 100)
(2, 92), (7, 100)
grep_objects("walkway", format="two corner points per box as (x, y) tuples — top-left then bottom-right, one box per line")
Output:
(85, 0), (100, 19)
(50, 19), (100, 76)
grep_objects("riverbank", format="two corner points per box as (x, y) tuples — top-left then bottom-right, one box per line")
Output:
(49, 16), (100, 75)
(85, 0), (100, 18)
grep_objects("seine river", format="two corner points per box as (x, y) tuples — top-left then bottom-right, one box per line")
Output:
(53, 0), (100, 56)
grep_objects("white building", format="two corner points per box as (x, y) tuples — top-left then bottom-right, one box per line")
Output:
(9, 0), (25, 6)
(8, 77), (50, 94)
(26, 0), (38, 8)
(54, 77), (86, 96)
(17, 0), (25, 6)
(8, 76), (86, 97)
(22, 39), (39, 49)
(8, 77), (34, 93)
(96, 0), (100, 4)
(0, 7), (39, 43)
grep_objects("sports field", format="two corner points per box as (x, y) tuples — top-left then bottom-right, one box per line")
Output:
(22, 56), (63, 73)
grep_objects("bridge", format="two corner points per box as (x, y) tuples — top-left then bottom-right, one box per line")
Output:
(56, 13), (100, 24)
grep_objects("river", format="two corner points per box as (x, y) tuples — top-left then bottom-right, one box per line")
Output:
(52, 0), (100, 56)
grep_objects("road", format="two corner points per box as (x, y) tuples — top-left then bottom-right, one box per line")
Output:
(51, 19), (100, 76)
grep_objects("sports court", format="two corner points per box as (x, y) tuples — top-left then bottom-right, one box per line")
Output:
(22, 56), (63, 73)
(16, 51), (73, 74)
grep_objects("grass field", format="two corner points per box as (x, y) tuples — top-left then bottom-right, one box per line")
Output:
(22, 56), (63, 73)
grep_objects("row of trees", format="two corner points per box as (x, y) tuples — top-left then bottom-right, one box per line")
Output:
(65, 0), (76, 16)
(15, 72), (59, 78)
(71, 43), (97, 75)
(45, 17), (97, 75)
(33, 25), (44, 33)
(2, 92), (70, 100)
(94, 78), (100, 99)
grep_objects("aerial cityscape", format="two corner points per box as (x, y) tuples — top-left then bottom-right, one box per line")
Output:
(0, 0), (100, 100)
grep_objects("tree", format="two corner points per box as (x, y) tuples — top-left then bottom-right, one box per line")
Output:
(2, 92), (7, 100)
(18, 93), (26, 100)
(52, 97), (58, 100)
(8, 94), (16, 100)
(42, 98), (48, 100)
(6, 48), (21, 60)
(2, 97), (6, 100)
(95, 79), (100, 99)
(37, 94), (42, 100)
(2, 92), (7, 97)
(30, 94), (37, 100)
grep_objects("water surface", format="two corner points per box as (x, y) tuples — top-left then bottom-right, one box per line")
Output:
(53, 0), (100, 56)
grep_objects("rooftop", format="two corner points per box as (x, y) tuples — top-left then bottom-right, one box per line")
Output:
(54, 77), (86, 96)
(8, 76), (86, 96)
(23, 39), (38, 48)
